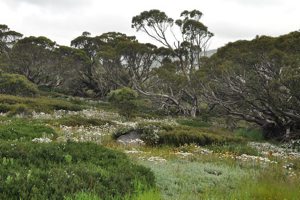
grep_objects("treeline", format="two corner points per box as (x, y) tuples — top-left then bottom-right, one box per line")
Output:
(0, 10), (300, 139)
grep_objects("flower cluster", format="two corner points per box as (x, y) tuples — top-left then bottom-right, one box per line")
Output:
(249, 142), (300, 159)
(58, 124), (116, 143)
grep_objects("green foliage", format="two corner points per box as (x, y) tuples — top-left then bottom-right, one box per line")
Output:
(0, 94), (82, 114)
(0, 118), (57, 141)
(0, 142), (155, 200)
(204, 31), (300, 140)
(137, 124), (160, 146)
(108, 87), (138, 118)
(65, 192), (101, 200)
(235, 128), (264, 141)
(0, 73), (39, 96)
(177, 118), (210, 128)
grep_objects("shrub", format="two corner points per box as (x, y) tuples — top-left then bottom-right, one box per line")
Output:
(177, 118), (210, 128)
(108, 87), (138, 119)
(8, 104), (33, 116)
(140, 126), (160, 146)
(0, 73), (39, 96)
(235, 128), (264, 141)
(0, 142), (155, 200)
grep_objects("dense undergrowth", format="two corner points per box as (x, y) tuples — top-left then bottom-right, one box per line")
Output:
(0, 142), (155, 200)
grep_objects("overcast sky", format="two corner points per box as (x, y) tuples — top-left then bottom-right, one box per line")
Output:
(0, 0), (299, 49)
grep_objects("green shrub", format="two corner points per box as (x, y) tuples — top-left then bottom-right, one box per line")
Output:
(0, 73), (39, 96)
(108, 87), (138, 119)
(0, 103), (10, 113)
(8, 103), (33, 116)
(235, 128), (263, 141)
(140, 125), (160, 146)
(0, 142), (155, 200)
(177, 118), (210, 128)
(0, 119), (57, 141)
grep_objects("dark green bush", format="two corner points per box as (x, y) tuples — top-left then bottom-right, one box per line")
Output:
(0, 142), (155, 200)
(108, 87), (138, 118)
(0, 103), (10, 113)
(0, 119), (57, 141)
(177, 118), (210, 128)
(0, 73), (39, 96)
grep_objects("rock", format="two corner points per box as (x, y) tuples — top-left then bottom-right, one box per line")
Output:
(117, 131), (145, 145)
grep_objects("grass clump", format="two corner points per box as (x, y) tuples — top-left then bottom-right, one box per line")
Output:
(0, 142), (155, 200)
(0, 118), (57, 141)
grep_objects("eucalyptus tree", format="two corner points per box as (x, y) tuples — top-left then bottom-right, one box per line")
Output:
(9, 36), (89, 92)
(0, 24), (22, 69)
(0, 24), (22, 54)
(202, 31), (300, 139)
(132, 9), (213, 116)
(71, 32), (157, 97)
(10, 36), (59, 86)
(54, 46), (91, 94)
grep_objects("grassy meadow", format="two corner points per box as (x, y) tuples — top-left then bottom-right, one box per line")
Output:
(0, 94), (299, 200)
